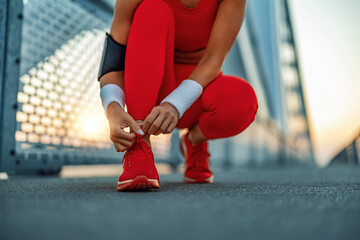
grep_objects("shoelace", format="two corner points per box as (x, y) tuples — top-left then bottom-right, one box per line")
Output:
(123, 135), (151, 168)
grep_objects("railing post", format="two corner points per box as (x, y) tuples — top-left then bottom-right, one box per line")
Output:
(168, 129), (182, 169)
(351, 140), (358, 165)
(0, 0), (23, 174)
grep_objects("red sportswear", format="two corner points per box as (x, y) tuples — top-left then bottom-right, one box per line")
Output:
(118, 0), (258, 190)
(124, 0), (258, 139)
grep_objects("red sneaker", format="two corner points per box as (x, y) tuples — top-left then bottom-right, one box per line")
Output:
(179, 132), (213, 183)
(117, 135), (160, 191)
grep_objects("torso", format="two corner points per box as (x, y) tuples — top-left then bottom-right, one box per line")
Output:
(177, 0), (201, 8)
(161, 0), (220, 52)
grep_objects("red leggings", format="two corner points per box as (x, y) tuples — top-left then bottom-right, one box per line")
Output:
(124, 0), (258, 140)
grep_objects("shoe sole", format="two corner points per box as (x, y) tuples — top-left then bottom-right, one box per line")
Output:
(117, 175), (160, 191)
(183, 176), (214, 183)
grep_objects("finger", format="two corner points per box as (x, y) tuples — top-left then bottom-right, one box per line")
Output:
(165, 120), (178, 134)
(125, 116), (144, 136)
(113, 142), (128, 152)
(111, 135), (135, 148)
(153, 117), (172, 135)
(113, 142), (120, 152)
(148, 113), (166, 135)
(113, 127), (136, 141)
(143, 109), (160, 133)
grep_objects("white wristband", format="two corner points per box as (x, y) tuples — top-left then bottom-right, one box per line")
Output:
(160, 79), (203, 118)
(100, 84), (125, 118)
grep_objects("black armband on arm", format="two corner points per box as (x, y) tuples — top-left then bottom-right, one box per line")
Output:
(97, 32), (127, 81)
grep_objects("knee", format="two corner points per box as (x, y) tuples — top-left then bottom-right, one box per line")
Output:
(231, 80), (258, 132)
(202, 76), (258, 132)
(237, 79), (258, 113)
(243, 81), (258, 126)
(135, 0), (174, 24)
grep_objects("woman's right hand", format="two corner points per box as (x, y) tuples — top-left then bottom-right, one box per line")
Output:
(107, 102), (144, 152)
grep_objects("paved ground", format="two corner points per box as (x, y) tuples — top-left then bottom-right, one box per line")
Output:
(0, 167), (359, 240)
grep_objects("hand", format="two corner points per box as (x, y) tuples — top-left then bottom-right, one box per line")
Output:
(107, 102), (144, 152)
(142, 102), (179, 135)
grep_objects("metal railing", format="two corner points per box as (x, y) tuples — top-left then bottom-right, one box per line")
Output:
(1, 0), (181, 174)
(330, 132), (359, 166)
(0, 0), (314, 175)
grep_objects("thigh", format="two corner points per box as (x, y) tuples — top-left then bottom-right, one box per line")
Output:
(198, 72), (258, 139)
(175, 70), (258, 131)
(176, 70), (230, 130)
(176, 98), (203, 129)
(201, 71), (256, 110)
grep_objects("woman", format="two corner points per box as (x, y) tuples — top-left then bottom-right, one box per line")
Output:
(98, 0), (258, 191)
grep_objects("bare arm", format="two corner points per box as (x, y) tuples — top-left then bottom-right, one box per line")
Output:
(188, 0), (247, 87)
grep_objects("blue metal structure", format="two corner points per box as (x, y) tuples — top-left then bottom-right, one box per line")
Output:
(0, 0), (23, 174)
(330, 130), (359, 166)
(0, 0), (314, 175)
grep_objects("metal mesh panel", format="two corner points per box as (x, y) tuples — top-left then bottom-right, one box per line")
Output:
(20, 0), (111, 76)
(15, 0), (172, 166)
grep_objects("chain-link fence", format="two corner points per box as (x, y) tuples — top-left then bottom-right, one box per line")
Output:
(4, 0), (179, 174)
(1, 0), (314, 175)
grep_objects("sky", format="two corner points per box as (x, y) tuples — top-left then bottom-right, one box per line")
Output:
(289, 0), (360, 166)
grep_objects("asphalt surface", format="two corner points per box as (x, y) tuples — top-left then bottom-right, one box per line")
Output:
(0, 167), (359, 240)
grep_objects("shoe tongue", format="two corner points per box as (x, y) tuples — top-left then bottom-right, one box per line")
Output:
(127, 134), (153, 162)
(134, 134), (150, 151)
(125, 135), (143, 154)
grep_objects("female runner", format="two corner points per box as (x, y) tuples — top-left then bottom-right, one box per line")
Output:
(98, 0), (258, 191)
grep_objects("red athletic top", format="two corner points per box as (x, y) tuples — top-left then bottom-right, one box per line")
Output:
(161, 0), (219, 52)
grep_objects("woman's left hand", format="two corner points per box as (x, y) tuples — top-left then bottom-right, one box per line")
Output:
(142, 102), (179, 135)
